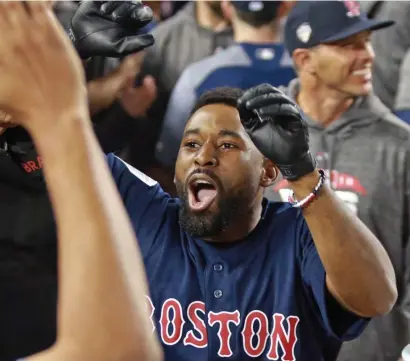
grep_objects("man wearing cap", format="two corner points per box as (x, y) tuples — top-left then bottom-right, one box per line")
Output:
(155, 0), (296, 172)
(265, 2), (410, 361)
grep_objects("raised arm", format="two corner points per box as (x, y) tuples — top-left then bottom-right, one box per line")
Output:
(238, 84), (397, 318)
(0, 3), (161, 361)
(289, 170), (397, 317)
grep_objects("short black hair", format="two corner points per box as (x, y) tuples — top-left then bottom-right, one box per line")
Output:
(235, 9), (277, 28)
(191, 87), (244, 116)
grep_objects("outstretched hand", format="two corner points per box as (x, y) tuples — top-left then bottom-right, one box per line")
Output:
(87, 53), (157, 117)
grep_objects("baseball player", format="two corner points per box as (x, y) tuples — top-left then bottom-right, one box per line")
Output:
(0, 2), (397, 361)
(0, 2), (161, 361)
(106, 78), (397, 360)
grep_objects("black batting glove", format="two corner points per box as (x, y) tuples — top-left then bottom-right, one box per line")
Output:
(237, 84), (316, 180)
(69, 1), (155, 59)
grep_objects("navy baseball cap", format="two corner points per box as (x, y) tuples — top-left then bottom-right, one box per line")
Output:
(284, 1), (394, 55)
(232, 1), (281, 16)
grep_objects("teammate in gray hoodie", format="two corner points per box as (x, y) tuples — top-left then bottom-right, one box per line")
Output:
(265, 2), (410, 361)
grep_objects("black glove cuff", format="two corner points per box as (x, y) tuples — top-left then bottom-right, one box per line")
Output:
(277, 151), (317, 181)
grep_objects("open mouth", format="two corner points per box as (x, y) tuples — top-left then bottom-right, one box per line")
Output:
(188, 176), (218, 212)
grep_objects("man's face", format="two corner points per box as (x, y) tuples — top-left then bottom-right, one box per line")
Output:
(174, 103), (265, 239)
(310, 31), (374, 96)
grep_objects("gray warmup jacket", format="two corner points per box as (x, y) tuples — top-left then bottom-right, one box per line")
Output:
(266, 79), (410, 361)
(143, 2), (233, 97)
(360, 1), (410, 111)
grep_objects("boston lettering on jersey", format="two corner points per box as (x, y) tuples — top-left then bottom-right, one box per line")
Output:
(146, 296), (299, 359)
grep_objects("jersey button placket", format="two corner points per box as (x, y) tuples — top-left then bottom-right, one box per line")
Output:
(213, 264), (224, 298)
(213, 263), (223, 272)
(205, 262), (229, 358)
(214, 289), (223, 299)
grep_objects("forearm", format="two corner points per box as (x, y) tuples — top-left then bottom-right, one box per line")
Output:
(290, 170), (397, 317)
(29, 113), (161, 361)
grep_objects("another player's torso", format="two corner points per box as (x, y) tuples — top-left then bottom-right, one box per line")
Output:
(0, 149), (58, 360)
(142, 203), (329, 361)
(195, 43), (295, 99)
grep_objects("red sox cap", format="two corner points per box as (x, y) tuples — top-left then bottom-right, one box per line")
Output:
(284, 0), (394, 55)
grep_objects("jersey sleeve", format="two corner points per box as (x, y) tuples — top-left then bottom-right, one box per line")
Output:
(107, 153), (171, 256)
(295, 210), (370, 341)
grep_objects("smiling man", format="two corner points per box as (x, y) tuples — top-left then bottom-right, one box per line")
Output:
(108, 82), (397, 361)
(264, 2), (410, 361)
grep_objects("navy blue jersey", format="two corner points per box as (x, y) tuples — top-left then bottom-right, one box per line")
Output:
(107, 153), (369, 361)
(156, 43), (296, 167)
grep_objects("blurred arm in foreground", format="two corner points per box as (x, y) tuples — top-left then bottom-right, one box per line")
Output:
(0, 2), (161, 361)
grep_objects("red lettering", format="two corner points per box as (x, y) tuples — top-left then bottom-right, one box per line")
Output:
(208, 311), (240, 357)
(241, 310), (269, 357)
(343, 0), (360, 16)
(159, 298), (185, 345)
(27, 161), (38, 171)
(21, 162), (32, 173)
(145, 295), (156, 333)
(267, 313), (299, 361)
(183, 301), (207, 348)
(37, 156), (43, 169)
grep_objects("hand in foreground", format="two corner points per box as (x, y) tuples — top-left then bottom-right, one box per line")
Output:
(87, 53), (157, 117)
(0, 2), (87, 134)
(70, 1), (155, 59)
(237, 83), (316, 180)
(118, 59), (157, 118)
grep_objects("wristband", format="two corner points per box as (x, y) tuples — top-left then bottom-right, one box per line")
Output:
(288, 169), (326, 209)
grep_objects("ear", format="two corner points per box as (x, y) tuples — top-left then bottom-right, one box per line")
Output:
(221, 0), (234, 22)
(292, 48), (316, 75)
(260, 158), (279, 188)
